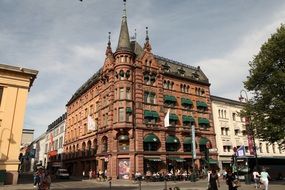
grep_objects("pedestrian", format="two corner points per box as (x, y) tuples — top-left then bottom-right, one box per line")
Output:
(252, 168), (260, 189)
(226, 169), (238, 190)
(260, 168), (270, 190)
(33, 170), (40, 188)
(208, 169), (220, 190)
(89, 170), (92, 180)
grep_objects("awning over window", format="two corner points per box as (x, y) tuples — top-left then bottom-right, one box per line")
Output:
(198, 118), (209, 125)
(144, 110), (159, 118)
(118, 135), (129, 141)
(169, 114), (178, 121)
(204, 158), (218, 164)
(181, 98), (193, 106)
(183, 137), (192, 144)
(126, 107), (132, 113)
(151, 111), (159, 118)
(166, 135), (180, 143)
(182, 115), (195, 123)
(144, 134), (159, 143)
(199, 137), (209, 145)
(168, 157), (185, 162)
(164, 95), (177, 102)
(144, 110), (152, 117)
(196, 101), (208, 108)
(145, 157), (161, 162)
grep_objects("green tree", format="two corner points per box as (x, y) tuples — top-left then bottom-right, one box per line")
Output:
(243, 24), (285, 147)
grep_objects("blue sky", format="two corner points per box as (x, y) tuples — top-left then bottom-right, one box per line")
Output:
(1, 0), (284, 138)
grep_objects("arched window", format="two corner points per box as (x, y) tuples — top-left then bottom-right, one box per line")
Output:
(102, 136), (108, 152)
(82, 142), (86, 157)
(87, 140), (92, 157)
(164, 80), (167, 88)
(93, 139), (97, 155)
(167, 81), (170, 89)
(118, 134), (129, 152)
(166, 135), (180, 151)
(143, 133), (160, 151)
(187, 85), (190, 93)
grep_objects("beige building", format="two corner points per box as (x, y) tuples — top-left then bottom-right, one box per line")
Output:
(211, 95), (285, 176)
(21, 129), (34, 147)
(0, 64), (38, 185)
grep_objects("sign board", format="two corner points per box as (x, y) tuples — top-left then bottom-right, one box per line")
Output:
(209, 148), (218, 153)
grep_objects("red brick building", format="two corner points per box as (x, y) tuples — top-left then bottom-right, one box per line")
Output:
(63, 1), (217, 180)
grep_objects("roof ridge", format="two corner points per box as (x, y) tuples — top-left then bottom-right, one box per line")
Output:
(154, 55), (197, 70)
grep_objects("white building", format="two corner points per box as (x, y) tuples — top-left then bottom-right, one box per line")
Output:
(211, 95), (285, 178)
(45, 113), (66, 171)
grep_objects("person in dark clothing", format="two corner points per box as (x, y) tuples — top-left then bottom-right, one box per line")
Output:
(208, 169), (220, 190)
(226, 169), (238, 190)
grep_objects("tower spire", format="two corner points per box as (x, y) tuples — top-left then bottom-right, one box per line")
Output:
(105, 32), (113, 56)
(116, 0), (131, 52)
(144, 26), (152, 52)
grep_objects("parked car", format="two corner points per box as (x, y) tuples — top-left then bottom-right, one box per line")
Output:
(55, 169), (70, 179)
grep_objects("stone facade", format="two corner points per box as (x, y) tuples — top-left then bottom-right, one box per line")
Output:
(211, 95), (285, 175)
(63, 2), (217, 180)
(0, 63), (38, 184)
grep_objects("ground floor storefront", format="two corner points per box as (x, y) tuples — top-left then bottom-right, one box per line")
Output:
(64, 153), (218, 180)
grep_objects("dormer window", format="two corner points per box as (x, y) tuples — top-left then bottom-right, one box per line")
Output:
(162, 63), (170, 72)
(178, 67), (185, 76)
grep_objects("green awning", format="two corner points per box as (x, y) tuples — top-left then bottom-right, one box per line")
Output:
(182, 115), (195, 123)
(196, 101), (208, 108)
(126, 107), (132, 113)
(169, 114), (178, 121)
(144, 110), (152, 118)
(145, 157), (161, 162)
(181, 98), (193, 105)
(198, 118), (209, 125)
(183, 137), (192, 144)
(151, 111), (159, 118)
(164, 95), (177, 102)
(199, 137), (209, 145)
(166, 136), (180, 143)
(204, 158), (218, 164)
(144, 134), (159, 143)
(168, 157), (185, 162)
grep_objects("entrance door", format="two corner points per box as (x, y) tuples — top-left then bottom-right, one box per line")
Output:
(118, 159), (130, 179)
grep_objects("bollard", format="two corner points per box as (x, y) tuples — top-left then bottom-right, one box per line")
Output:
(138, 179), (142, 190)
(164, 179), (167, 190)
(109, 180), (111, 190)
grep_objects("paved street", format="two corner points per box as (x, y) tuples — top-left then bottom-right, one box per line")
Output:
(2, 174), (285, 190)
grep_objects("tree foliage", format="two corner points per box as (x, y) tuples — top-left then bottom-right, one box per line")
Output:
(243, 24), (285, 147)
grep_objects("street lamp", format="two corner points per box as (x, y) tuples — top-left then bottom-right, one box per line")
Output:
(239, 90), (259, 171)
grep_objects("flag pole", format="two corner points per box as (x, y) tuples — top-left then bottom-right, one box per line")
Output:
(191, 124), (196, 182)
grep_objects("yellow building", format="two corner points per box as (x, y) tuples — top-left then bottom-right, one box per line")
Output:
(0, 64), (38, 185)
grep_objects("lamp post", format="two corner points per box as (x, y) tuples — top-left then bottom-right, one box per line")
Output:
(239, 90), (259, 171)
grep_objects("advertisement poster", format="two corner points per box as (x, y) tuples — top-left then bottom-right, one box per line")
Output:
(118, 159), (130, 179)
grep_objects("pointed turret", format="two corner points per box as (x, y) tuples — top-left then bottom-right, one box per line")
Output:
(144, 27), (152, 52)
(116, 0), (131, 52)
(105, 32), (113, 56)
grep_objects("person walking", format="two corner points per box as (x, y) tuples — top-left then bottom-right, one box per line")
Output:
(253, 169), (260, 189)
(226, 169), (238, 190)
(260, 168), (270, 190)
(208, 169), (220, 190)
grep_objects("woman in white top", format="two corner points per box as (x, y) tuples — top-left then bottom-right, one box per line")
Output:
(260, 168), (270, 190)
(252, 169), (260, 189)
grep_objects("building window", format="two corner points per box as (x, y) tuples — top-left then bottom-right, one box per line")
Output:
(119, 88), (124, 99)
(232, 113), (236, 121)
(225, 128), (229, 135)
(115, 88), (117, 99)
(224, 110), (227, 118)
(119, 108), (124, 122)
(90, 104), (94, 114)
(118, 135), (129, 152)
(126, 87), (131, 99)
(221, 127), (224, 135)
(272, 144), (276, 153)
(223, 146), (231, 152)
(234, 129), (239, 135)
(0, 86), (3, 108)
(144, 91), (156, 104)
(59, 137), (63, 148)
(259, 143), (263, 153)
(102, 137), (108, 152)
(266, 143), (269, 153)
